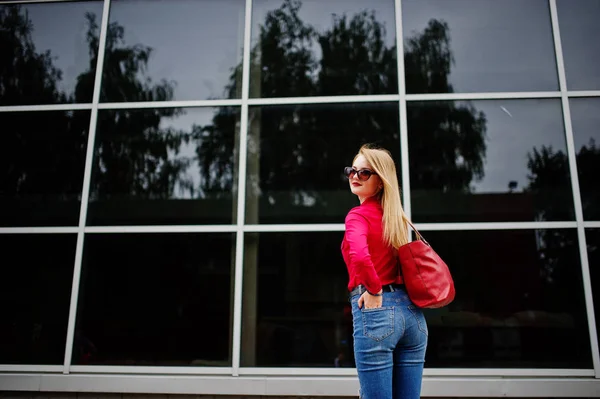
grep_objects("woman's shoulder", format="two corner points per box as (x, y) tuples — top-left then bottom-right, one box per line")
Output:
(345, 205), (368, 223)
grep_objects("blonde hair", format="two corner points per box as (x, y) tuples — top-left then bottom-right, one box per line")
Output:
(355, 144), (409, 248)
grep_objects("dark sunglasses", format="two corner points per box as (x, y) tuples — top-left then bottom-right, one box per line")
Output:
(343, 166), (377, 181)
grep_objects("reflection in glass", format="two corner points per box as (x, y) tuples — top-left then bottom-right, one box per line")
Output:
(246, 102), (400, 224)
(424, 229), (591, 368)
(408, 99), (575, 222)
(74, 233), (234, 366)
(557, 0), (600, 90)
(402, 0), (558, 93)
(241, 232), (350, 367)
(0, 234), (76, 364)
(586, 229), (600, 348)
(87, 107), (240, 226)
(0, 111), (90, 227)
(250, 0), (397, 98)
(0, 2), (103, 105)
(101, 0), (244, 102)
(570, 98), (600, 220)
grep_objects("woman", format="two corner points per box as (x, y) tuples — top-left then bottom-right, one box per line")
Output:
(341, 144), (428, 399)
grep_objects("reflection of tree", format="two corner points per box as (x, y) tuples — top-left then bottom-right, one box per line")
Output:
(576, 139), (600, 220)
(248, 0), (398, 98)
(318, 11), (396, 95)
(405, 20), (487, 193)
(200, 0), (488, 215)
(250, 0), (315, 98)
(525, 142), (599, 315)
(0, 6), (67, 105)
(251, 2), (399, 210)
(91, 109), (191, 200)
(405, 20), (453, 95)
(407, 101), (487, 193)
(2, 1), (490, 208)
(525, 146), (573, 221)
(526, 140), (600, 221)
(0, 6), (86, 204)
(1, 5), (195, 201)
(200, 0), (401, 210)
(195, 107), (238, 196)
(96, 14), (176, 104)
(80, 13), (190, 200)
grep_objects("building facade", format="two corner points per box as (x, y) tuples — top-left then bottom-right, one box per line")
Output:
(1, 0), (600, 396)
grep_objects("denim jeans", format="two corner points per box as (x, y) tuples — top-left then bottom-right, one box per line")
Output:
(351, 287), (428, 399)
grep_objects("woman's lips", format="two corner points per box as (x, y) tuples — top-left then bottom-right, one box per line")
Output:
(351, 182), (361, 187)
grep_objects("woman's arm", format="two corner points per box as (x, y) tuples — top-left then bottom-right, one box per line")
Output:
(345, 211), (382, 295)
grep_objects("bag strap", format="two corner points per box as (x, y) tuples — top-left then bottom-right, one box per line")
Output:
(396, 219), (431, 279)
(405, 219), (430, 246)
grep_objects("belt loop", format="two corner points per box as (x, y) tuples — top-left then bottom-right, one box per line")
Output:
(388, 284), (395, 292)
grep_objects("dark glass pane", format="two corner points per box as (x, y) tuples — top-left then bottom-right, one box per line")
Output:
(0, 234), (76, 364)
(250, 0), (397, 98)
(87, 107), (239, 226)
(408, 99), (575, 222)
(74, 233), (234, 366)
(246, 102), (400, 224)
(0, 111), (90, 227)
(570, 98), (600, 220)
(101, 0), (244, 102)
(402, 0), (558, 93)
(0, 2), (103, 105)
(586, 229), (600, 349)
(425, 229), (591, 368)
(557, 0), (600, 90)
(241, 231), (352, 367)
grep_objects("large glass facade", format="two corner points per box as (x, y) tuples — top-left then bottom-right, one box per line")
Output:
(1, 0), (599, 395)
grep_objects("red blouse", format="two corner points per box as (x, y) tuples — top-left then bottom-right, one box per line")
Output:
(341, 196), (403, 294)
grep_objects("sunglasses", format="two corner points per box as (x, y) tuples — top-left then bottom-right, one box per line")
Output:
(343, 166), (377, 181)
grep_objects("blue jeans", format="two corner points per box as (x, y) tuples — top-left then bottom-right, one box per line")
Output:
(351, 287), (428, 399)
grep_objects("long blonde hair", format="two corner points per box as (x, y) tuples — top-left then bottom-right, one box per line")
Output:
(355, 144), (409, 248)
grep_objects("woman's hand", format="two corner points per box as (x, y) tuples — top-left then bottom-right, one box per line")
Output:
(358, 290), (383, 309)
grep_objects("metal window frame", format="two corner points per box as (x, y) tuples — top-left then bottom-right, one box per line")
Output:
(0, 0), (82, 4)
(549, 0), (600, 378)
(0, 374), (599, 397)
(61, 0), (113, 374)
(1, 0), (600, 395)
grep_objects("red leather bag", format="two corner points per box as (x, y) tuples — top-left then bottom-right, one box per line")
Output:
(398, 221), (455, 308)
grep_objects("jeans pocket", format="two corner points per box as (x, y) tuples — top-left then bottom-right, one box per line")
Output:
(408, 304), (428, 336)
(361, 306), (394, 341)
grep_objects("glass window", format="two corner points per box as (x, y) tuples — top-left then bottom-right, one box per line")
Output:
(402, 0), (558, 93)
(586, 228), (600, 349)
(423, 229), (591, 368)
(246, 102), (400, 224)
(0, 111), (90, 227)
(0, 234), (76, 365)
(250, 0), (397, 98)
(87, 107), (240, 226)
(0, 2), (103, 105)
(570, 98), (600, 221)
(73, 233), (234, 366)
(241, 231), (351, 367)
(557, 0), (600, 90)
(408, 99), (575, 223)
(101, 0), (245, 102)
(240, 229), (592, 368)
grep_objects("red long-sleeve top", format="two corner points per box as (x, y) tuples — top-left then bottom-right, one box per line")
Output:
(341, 196), (403, 293)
